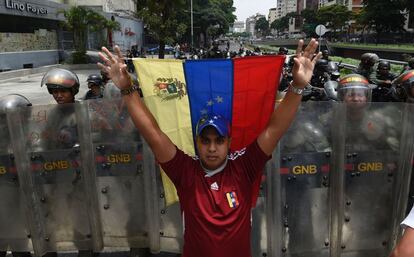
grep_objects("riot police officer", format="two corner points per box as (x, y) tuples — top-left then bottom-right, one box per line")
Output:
(372, 60), (397, 102)
(401, 57), (414, 74)
(41, 69), (95, 257)
(84, 74), (104, 100)
(42, 68), (80, 104)
(277, 47), (289, 55)
(0, 94), (32, 257)
(392, 69), (414, 103)
(354, 53), (379, 84)
(206, 40), (224, 59)
(337, 73), (399, 151)
(321, 49), (331, 61)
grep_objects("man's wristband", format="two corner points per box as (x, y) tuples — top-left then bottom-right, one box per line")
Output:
(120, 85), (138, 96)
(289, 81), (308, 95)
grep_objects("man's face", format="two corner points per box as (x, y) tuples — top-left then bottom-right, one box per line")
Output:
(51, 88), (74, 104)
(196, 126), (230, 170)
(378, 66), (390, 76)
(343, 88), (368, 109)
(88, 82), (101, 96)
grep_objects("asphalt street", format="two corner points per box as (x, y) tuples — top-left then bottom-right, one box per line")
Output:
(0, 67), (100, 105)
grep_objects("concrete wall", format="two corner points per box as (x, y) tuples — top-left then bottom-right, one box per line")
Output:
(112, 16), (144, 51)
(0, 50), (59, 71)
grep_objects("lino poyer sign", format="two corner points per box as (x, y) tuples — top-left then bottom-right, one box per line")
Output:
(5, 0), (48, 15)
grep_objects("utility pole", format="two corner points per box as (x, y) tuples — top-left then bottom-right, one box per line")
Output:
(191, 0), (194, 48)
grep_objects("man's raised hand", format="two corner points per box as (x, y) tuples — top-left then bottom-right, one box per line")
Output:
(291, 39), (322, 88)
(98, 45), (132, 90)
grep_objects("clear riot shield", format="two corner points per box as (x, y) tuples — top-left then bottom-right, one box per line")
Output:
(158, 181), (183, 253)
(337, 102), (410, 257)
(8, 103), (96, 254)
(87, 98), (159, 252)
(270, 101), (334, 257)
(0, 113), (32, 252)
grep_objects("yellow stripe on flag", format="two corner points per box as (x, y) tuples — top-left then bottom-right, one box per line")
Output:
(226, 193), (234, 208)
(133, 58), (195, 206)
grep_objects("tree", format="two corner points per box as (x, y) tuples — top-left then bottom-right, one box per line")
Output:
(317, 4), (351, 39)
(301, 9), (319, 37)
(191, 0), (236, 46)
(61, 6), (120, 63)
(270, 12), (296, 35)
(135, 0), (187, 58)
(255, 17), (269, 37)
(359, 0), (406, 43)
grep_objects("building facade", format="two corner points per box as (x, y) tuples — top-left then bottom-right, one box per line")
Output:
(230, 21), (245, 33)
(69, 0), (143, 52)
(0, 0), (143, 71)
(0, 0), (67, 70)
(245, 13), (266, 38)
(268, 8), (277, 25)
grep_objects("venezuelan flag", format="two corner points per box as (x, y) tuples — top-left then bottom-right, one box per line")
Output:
(134, 58), (195, 206)
(134, 56), (285, 206)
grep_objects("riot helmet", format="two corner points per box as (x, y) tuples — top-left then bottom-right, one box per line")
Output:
(392, 69), (414, 101)
(315, 59), (329, 73)
(0, 94), (32, 113)
(337, 74), (374, 103)
(278, 47), (288, 55)
(327, 61), (340, 79)
(86, 74), (104, 87)
(360, 53), (379, 67)
(41, 68), (80, 96)
(377, 60), (391, 74)
(322, 50), (329, 60)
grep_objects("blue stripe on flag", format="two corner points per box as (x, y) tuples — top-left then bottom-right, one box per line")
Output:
(184, 59), (233, 139)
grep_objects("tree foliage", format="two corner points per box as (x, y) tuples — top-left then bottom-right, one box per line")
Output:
(271, 12), (296, 33)
(61, 6), (119, 63)
(192, 0), (236, 46)
(317, 4), (351, 38)
(301, 9), (319, 37)
(255, 17), (269, 36)
(359, 0), (406, 42)
(135, 0), (188, 58)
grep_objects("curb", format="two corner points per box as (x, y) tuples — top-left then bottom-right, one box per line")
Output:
(0, 63), (98, 81)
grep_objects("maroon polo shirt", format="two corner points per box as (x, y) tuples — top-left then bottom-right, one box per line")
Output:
(159, 140), (271, 257)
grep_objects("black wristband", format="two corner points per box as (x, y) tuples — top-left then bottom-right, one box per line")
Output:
(120, 85), (138, 96)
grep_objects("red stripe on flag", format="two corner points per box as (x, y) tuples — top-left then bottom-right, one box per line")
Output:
(231, 56), (285, 150)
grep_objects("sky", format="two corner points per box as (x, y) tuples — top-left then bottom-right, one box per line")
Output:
(233, 0), (277, 22)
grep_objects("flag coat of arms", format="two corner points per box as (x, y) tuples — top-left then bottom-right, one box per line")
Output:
(134, 56), (285, 206)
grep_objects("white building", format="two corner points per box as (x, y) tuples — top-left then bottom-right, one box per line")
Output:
(231, 21), (246, 33)
(245, 13), (266, 38)
(70, 0), (143, 51)
(268, 8), (277, 25)
(276, 0), (297, 19)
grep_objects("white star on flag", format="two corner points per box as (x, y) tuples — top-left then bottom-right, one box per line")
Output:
(215, 96), (223, 103)
(200, 109), (208, 115)
(207, 99), (214, 106)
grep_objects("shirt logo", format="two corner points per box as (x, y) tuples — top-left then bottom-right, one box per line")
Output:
(210, 182), (219, 191)
(226, 191), (239, 208)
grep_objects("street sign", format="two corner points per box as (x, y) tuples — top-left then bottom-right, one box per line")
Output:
(315, 25), (327, 36)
